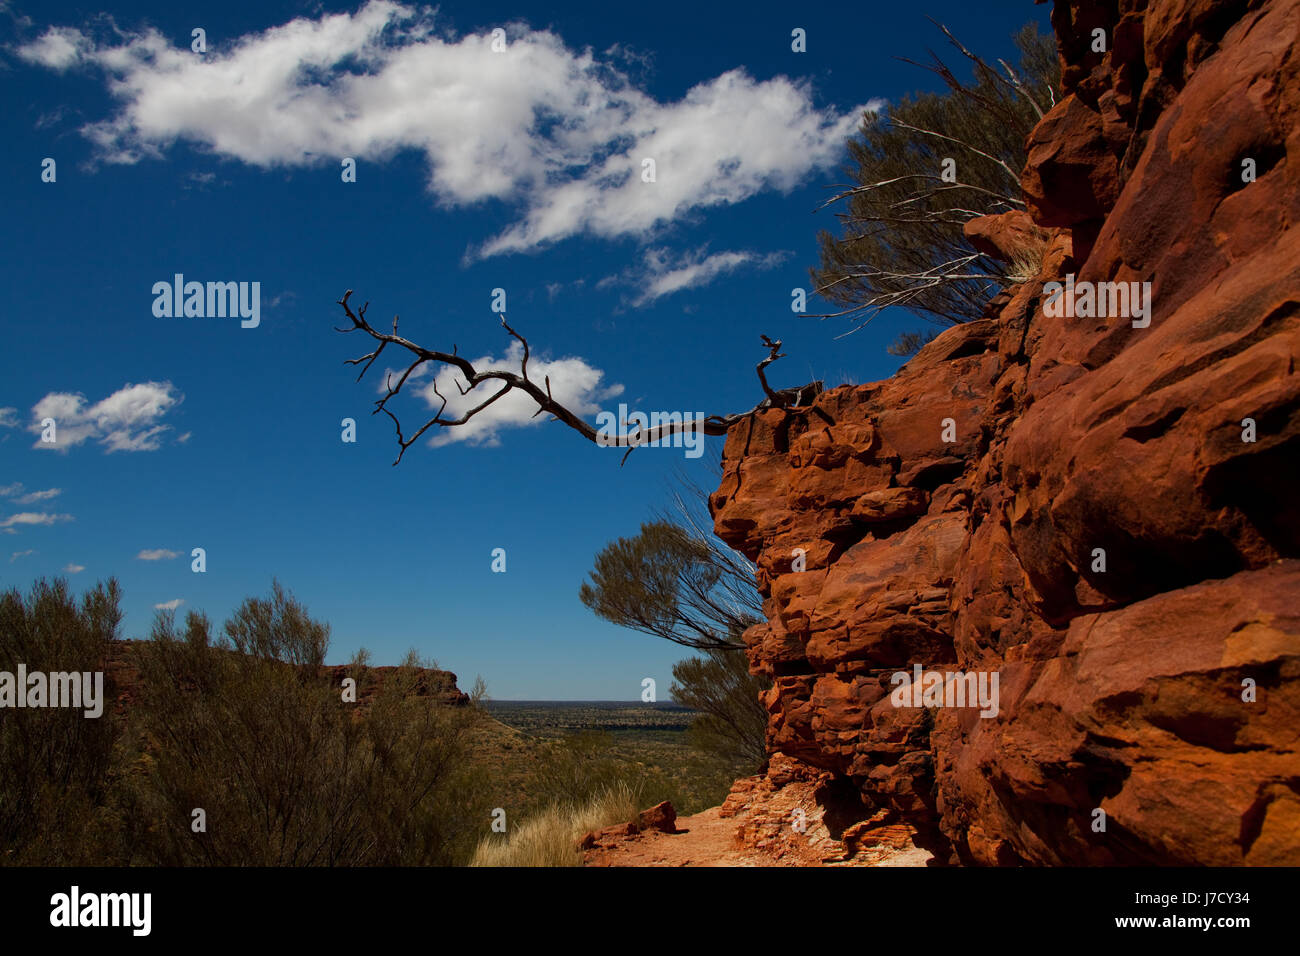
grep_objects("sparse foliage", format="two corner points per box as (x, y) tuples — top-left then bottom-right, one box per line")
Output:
(580, 520), (762, 652)
(471, 781), (640, 867)
(886, 328), (941, 357)
(670, 648), (768, 767)
(130, 592), (488, 865)
(0, 578), (491, 866)
(812, 22), (1060, 335)
(581, 475), (770, 771)
(0, 578), (122, 865)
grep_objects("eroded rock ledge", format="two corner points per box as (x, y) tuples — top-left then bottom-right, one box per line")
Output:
(710, 0), (1300, 865)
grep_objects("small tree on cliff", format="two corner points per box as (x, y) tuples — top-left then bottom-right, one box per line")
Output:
(578, 520), (760, 653)
(812, 21), (1060, 347)
(579, 516), (769, 769)
(335, 296), (821, 465)
(578, 471), (768, 767)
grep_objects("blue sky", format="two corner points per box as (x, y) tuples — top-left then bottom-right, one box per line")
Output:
(0, 0), (1049, 699)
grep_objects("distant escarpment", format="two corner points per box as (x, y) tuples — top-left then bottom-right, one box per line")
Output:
(711, 0), (1299, 865)
(105, 639), (470, 712)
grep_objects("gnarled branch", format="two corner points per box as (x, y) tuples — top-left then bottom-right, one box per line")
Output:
(336, 290), (823, 465)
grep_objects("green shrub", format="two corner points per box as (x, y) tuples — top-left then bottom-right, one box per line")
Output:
(128, 591), (489, 866)
(0, 577), (124, 865)
(812, 22), (1060, 337)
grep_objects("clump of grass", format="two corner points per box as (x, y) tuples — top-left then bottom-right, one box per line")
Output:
(470, 781), (640, 867)
(1004, 237), (1048, 284)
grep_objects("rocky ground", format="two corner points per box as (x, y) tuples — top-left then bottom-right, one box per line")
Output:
(582, 754), (934, 867)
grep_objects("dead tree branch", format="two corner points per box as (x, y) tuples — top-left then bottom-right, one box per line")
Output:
(336, 290), (823, 465)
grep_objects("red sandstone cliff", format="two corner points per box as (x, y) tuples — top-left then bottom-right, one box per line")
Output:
(710, 0), (1300, 865)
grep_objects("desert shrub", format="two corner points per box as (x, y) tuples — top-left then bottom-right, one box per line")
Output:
(670, 647), (769, 769)
(126, 585), (489, 866)
(580, 520), (762, 653)
(528, 730), (643, 809)
(812, 22), (1060, 340)
(886, 329), (941, 357)
(470, 781), (639, 867)
(582, 516), (769, 774)
(0, 578), (492, 866)
(0, 577), (124, 865)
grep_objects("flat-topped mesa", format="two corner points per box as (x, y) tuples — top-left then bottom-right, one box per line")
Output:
(104, 639), (470, 713)
(711, 0), (1300, 866)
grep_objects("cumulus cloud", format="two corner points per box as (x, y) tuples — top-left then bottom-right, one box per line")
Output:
(1, 512), (73, 530)
(381, 340), (623, 447)
(28, 381), (182, 452)
(64, 563), (85, 573)
(136, 548), (180, 560)
(626, 246), (789, 306)
(9, 549), (36, 562)
(16, 2), (876, 256)
(154, 598), (184, 610)
(0, 408), (18, 429)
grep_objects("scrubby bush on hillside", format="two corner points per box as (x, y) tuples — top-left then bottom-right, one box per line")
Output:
(0, 578), (123, 865)
(127, 587), (489, 865)
(0, 577), (491, 866)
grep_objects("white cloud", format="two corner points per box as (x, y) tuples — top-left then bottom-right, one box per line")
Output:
(17, 3), (876, 256)
(477, 74), (875, 259)
(0, 408), (18, 429)
(15, 25), (87, 69)
(28, 381), (182, 452)
(136, 548), (180, 560)
(0, 483), (22, 496)
(382, 340), (623, 448)
(626, 246), (789, 306)
(154, 598), (184, 610)
(15, 488), (61, 504)
(64, 563), (85, 573)
(1, 512), (73, 529)
(9, 549), (36, 562)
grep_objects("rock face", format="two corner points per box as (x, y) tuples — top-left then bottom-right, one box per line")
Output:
(711, 0), (1300, 865)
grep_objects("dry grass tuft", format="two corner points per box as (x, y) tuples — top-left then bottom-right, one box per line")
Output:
(470, 781), (640, 867)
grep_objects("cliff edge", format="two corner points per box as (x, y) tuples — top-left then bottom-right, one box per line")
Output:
(710, 0), (1299, 865)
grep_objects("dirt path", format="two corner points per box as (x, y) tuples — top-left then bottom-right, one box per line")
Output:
(583, 757), (936, 867)
(586, 806), (767, 867)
